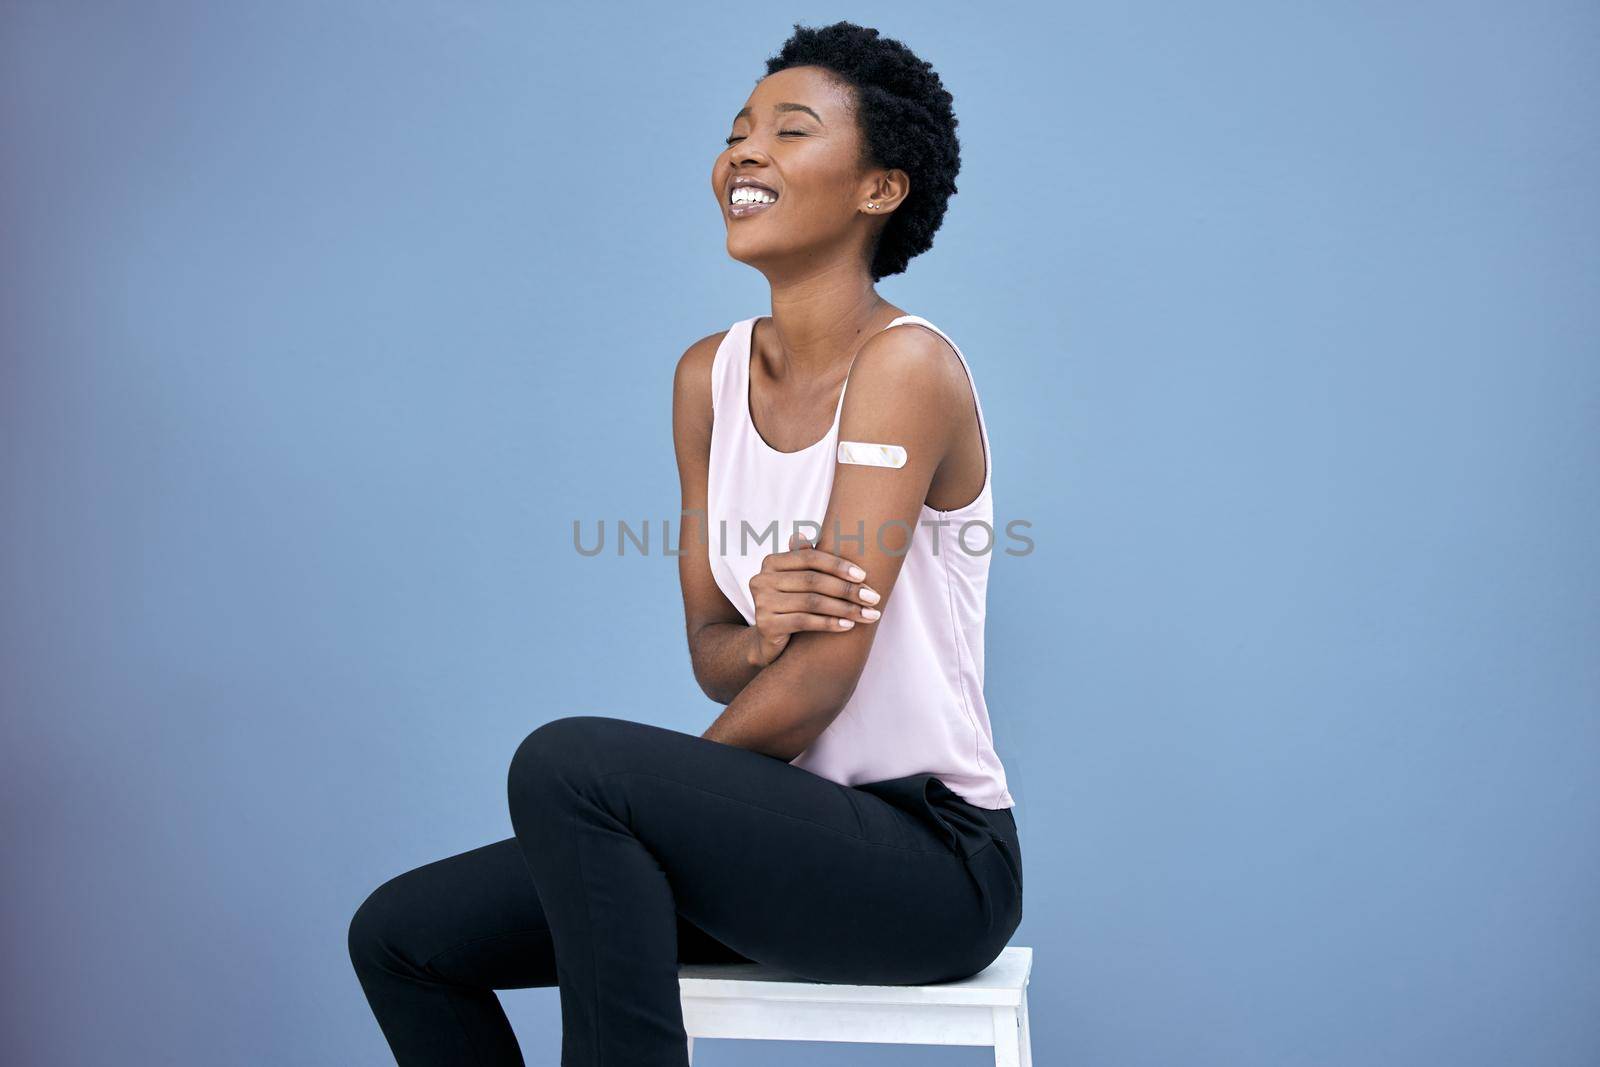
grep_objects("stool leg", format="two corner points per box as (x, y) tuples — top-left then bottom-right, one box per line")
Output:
(1018, 989), (1033, 1067)
(993, 1006), (1022, 1067)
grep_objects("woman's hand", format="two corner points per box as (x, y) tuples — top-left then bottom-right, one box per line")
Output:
(746, 531), (882, 668)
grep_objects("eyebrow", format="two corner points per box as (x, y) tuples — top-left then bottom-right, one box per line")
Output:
(732, 102), (825, 125)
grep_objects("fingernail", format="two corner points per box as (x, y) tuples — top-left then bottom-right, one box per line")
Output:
(859, 586), (880, 604)
(839, 618), (855, 628)
(861, 607), (881, 620)
(848, 565), (866, 580)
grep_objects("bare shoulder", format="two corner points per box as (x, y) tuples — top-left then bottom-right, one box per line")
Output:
(673, 328), (731, 457)
(843, 318), (971, 419)
(673, 328), (728, 398)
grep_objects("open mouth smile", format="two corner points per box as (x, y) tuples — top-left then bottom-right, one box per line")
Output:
(728, 176), (780, 218)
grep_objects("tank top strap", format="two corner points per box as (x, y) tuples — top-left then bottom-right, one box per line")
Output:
(711, 316), (758, 425)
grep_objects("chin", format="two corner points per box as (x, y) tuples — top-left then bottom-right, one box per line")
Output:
(724, 236), (772, 272)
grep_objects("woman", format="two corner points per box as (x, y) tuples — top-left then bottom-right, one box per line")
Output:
(348, 20), (1021, 1065)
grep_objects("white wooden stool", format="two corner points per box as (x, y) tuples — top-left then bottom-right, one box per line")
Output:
(678, 945), (1033, 1065)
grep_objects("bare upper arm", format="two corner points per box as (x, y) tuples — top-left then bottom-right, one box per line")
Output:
(672, 329), (744, 636)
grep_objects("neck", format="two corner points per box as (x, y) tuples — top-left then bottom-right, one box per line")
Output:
(759, 266), (895, 382)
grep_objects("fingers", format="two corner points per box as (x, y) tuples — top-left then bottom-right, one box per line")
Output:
(770, 568), (880, 609)
(755, 541), (882, 617)
(756, 608), (861, 634)
(779, 531), (869, 584)
(749, 532), (881, 643)
(766, 588), (882, 625)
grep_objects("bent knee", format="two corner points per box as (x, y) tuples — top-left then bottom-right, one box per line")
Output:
(347, 878), (402, 971)
(508, 715), (632, 796)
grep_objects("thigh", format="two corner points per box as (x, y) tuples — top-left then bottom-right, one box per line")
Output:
(510, 716), (998, 985)
(354, 837), (751, 988)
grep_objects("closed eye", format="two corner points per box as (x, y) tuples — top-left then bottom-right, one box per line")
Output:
(724, 131), (808, 145)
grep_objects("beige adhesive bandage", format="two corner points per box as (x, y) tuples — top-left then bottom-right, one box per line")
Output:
(837, 440), (907, 468)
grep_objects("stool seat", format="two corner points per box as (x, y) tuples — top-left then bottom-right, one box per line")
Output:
(678, 945), (1033, 1065)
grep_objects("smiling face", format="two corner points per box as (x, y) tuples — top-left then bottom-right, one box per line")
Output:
(713, 65), (903, 281)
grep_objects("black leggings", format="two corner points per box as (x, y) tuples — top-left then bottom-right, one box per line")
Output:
(347, 715), (1023, 1065)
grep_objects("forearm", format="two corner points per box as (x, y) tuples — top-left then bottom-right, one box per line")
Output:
(688, 621), (764, 705)
(700, 632), (857, 760)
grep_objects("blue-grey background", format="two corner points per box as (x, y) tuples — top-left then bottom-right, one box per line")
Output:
(2, 1), (1595, 1064)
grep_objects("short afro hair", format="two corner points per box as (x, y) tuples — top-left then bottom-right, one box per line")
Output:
(762, 21), (961, 282)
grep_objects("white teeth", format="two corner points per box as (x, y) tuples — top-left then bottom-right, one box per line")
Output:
(731, 186), (777, 205)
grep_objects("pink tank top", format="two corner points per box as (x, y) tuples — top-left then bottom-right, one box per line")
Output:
(705, 313), (1015, 810)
